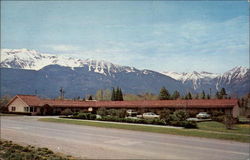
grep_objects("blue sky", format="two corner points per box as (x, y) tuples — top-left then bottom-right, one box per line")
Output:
(1, 1), (249, 73)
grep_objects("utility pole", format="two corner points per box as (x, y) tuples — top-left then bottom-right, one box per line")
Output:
(59, 87), (65, 99)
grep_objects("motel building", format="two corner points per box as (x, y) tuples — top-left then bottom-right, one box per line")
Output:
(6, 95), (239, 118)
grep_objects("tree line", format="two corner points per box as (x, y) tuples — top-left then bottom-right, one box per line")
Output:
(159, 87), (229, 100)
(77, 86), (230, 101)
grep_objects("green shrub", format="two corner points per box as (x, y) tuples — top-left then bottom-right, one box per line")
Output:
(88, 114), (96, 120)
(117, 109), (127, 118)
(210, 111), (224, 117)
(0, 140), (70, 160)
(152, 118), (166, 125)
(182, 121), (197, 128)
(213, 115), (225, 122)
(107, 109), (117, 117)
(72, 112), (96, 120)
(223, 115), (235, 129)
(22, 146), (31, 152)
(170, 120), (183, 126)
(160, 109), (172, 123)
(171, 110), (190, 122)
(187, 110), (198, 118)
(61, 109), (73, 116)
(77, 113), (88, 119)
(97, 108), (108, 117)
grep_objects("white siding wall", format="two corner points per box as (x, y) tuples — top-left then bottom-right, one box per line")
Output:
(8, 98), (29, 112)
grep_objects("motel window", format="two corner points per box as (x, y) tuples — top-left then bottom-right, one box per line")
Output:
(30, 107), (33, 112)
(34, 107), (37, 112)
(11, 107), (16, 111)
(24, 107), (29, 112)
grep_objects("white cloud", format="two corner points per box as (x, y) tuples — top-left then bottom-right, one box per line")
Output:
(48, 45), (80, 52)
(43, 16), (248, 73)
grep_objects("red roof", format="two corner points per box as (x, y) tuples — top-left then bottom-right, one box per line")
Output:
(6, 95), (42, 107)
(7, 95), (238, 109)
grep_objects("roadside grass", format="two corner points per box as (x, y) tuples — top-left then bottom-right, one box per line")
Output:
(198, 121), (250, 135)
(0, 140), (76, 160)
(39, 118), (250, 143)
(0, 113), (20, 116)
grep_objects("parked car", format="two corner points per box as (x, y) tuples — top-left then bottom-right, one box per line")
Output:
(196, 112), (210, 119)
(137, 112), (160, 119)
(126, 109), (138, 117)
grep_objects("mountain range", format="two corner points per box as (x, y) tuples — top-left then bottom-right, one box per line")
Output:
(1, 49), (249, 98)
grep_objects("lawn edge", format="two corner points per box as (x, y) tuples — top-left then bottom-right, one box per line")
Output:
(38, 118), (249, 143)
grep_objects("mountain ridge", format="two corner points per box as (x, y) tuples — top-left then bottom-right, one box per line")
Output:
(1, 48), (249, 97)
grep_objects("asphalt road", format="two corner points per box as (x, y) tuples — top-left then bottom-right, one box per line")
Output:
(1, 116), (249, 160)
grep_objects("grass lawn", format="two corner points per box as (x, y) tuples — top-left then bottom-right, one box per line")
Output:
(198, 121), (250, 135)
(39, 118), (250, 143)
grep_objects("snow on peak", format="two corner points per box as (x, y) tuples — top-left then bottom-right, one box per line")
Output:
(225, 66), (248, 77)
(218, 66), (249, 84)
(162, 70), (220, 90)
(1, 48), (87, 70)
(0, 48), (136, 76)
(162, 71), (218, 82)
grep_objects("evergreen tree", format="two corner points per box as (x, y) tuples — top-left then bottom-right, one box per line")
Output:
(172, 90), (180, 100)
(119, 88), (124, 101)
(216, 91), (222, 99)
(159, 87), (170, 100)
(184, 95), (189, 100)
(116, 87), (120, 101)
(103, 89), (112, 101)
(187, 92), (192, 99)
(88, 95), (93, 100)
(96, 89), (104, 101)
(220, 88), (227, 99)
(201, 90), (206, 99)
(206, 94), (210, 99)
(111, 88), (116, 101)
(195, 94), (199, 99)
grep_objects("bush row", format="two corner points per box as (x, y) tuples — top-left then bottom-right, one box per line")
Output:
(71, 112), (96, 120)
(65, 112), (197, 128)
(99, 116), (166, 125)
(99, 116), (197, 128)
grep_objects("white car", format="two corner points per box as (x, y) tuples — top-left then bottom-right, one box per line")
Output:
(126, 109), (138, 117)
(196, 112), (210, 119)
(137, 112), (160, 119)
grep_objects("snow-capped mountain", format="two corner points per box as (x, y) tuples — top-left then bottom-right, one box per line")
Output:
(163, 66), (249, 95)
(0, 48), (137, 76)
(0, 48), (249, 97)
(0, 48), (185, 98)
(162, 71), (218, 82)
(215, 66), (249, 96)
(162, 71), (219, 90)
(216, 66), (248, 86)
